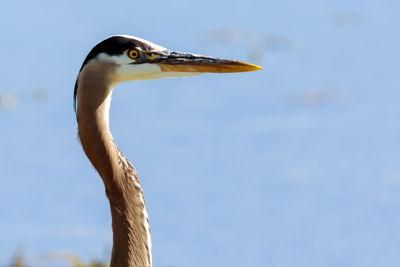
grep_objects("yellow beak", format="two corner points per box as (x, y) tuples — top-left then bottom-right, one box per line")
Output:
(150, 51), (262, 73)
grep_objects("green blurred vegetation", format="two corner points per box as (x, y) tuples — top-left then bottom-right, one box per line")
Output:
(8, 249), (109, 267)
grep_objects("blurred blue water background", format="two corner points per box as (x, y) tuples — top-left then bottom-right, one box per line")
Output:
(1, 0), (400, 266)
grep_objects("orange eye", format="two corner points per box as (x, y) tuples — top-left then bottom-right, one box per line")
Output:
(128, 49), (139, 59)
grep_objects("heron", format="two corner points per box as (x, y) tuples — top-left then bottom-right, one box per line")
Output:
(74, 35), (261, 267)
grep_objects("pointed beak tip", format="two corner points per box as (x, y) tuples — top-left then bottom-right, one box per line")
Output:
(244, 62), (263, 72)
(224, 61), (262, 73)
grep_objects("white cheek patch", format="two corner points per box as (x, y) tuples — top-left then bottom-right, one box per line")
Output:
(114, 63), (161, 82)
(114, 63), (201, 83)
(97, 52), (132, 65)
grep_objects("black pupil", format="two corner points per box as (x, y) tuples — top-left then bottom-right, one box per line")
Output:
(131, 50), (137, 57)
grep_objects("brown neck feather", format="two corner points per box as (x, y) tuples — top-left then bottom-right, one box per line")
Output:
(76, 59), (152, 267)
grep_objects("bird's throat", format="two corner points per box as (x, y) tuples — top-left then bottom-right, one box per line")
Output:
(76, 64), (152, 267)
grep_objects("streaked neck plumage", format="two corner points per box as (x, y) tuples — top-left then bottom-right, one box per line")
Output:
(76, 58), (152, 267)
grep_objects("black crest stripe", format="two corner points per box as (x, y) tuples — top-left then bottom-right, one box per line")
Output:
(74, 36), (152, 113)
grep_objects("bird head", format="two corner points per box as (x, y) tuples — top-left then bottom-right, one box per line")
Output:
(74, 35), (262, 110)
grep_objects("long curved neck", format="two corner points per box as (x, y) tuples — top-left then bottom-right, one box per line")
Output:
(76, 61), (152, 267)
